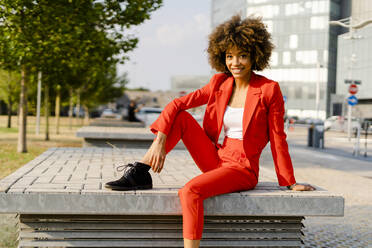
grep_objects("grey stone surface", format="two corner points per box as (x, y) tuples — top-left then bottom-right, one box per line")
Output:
(89, 118), (145, 128)
(76, 126), (154, 140)
(0, 148), (343, 216)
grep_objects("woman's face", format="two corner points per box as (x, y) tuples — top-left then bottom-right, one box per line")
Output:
(225, 46), (252, 80)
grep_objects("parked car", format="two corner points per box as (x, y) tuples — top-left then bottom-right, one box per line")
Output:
(135, 107), (203, 126)
(135, 107), (163, 126)
(296, 117), (323, 125)
(101, 108), (118, 118)
(324, 115), (360, 132)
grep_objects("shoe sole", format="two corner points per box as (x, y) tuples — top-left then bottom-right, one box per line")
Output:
(104, 184), (153, 191)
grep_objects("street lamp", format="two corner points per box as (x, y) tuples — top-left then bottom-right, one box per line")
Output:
(316, 62), (323, 120)
(330, 17), (372, 140)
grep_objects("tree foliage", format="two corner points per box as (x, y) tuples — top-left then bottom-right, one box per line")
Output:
(0, 0), (163, 150)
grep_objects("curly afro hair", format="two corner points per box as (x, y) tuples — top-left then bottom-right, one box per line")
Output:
(207, 15), (274, 73)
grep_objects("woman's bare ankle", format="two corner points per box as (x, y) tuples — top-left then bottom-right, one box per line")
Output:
(140, 156), (151, 166)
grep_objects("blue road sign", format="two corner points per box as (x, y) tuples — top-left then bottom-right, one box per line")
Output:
(347, 95), (358, 106)
(283, 95), (287, 103)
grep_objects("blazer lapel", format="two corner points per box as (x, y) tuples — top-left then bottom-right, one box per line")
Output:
(243, 73), (262, 136)
(215, 76), (234, 137)
(213, 73), (262, 140)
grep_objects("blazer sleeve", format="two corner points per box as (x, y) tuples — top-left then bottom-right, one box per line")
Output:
(267, 82), (296, 186)
(149, 74), (216, 135)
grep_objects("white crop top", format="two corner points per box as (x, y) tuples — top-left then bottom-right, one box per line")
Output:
(223, 105), (244, 140)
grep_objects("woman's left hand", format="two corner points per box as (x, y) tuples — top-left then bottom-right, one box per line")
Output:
(291, 183), (316, 191)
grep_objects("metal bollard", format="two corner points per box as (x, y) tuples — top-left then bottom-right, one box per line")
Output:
(313, 124), (324, 149)
(307, 124), (314, 147)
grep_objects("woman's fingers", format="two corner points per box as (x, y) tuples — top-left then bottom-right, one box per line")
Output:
(305, 184), (316, 191)
(155, 156), (161, 173)
(158, 157), (165, 173)
(156, 156), (165, 173)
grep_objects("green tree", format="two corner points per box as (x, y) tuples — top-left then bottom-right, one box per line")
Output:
(0, 0), (162, 150)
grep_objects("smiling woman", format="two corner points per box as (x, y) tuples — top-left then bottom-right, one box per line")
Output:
(106, 14), (315, 248)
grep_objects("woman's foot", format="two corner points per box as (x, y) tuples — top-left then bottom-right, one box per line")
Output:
(105, 162), (152, 191)
(184, 238), (200, 248)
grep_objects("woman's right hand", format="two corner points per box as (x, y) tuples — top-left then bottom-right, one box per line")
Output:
(141, 131), (167, 173)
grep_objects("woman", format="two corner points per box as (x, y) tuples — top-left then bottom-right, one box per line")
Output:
(106, 15), (315, 248)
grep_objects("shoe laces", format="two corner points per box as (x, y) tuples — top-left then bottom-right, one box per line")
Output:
(116, 163), (136, 177)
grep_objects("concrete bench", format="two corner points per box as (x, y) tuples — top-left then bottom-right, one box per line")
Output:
(89, 118), (145, 128)
(0, 148), (344, 248)
(76, 126), (158, 148)
(76, 126), (187, 149)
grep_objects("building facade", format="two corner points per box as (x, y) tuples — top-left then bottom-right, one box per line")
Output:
(211, 0), (350, 119)
(334, 0), (372, 119)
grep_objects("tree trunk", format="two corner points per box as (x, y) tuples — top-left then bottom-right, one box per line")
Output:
(69, 87), (73, 130)
(7, 71), (12, 128)
(44, 83), (50, 141)
(55, 85), (61, 134)
(7, 98), (12, 128)
(76, 88), (81, 125)
(17, 66), (27, 153)
(36, 71), (42, 135)
(83, 105), (89, 125)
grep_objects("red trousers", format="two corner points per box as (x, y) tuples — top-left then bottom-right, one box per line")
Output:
(162, 111), (258, 240)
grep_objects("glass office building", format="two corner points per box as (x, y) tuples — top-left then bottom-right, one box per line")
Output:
(211, 0), (350, 119)
(334, 0), (372, 119)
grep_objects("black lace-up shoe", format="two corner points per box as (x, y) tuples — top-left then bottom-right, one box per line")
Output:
(105, 162), (152, 191)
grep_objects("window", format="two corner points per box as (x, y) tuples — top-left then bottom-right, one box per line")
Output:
(283, 51), (291, 65)
(296, 50), (318, 64)
(308, 87), (316, 99)
(270, 52), (278, 66)
(295, 87), (302, 99)
(247, 5), (279, 18)
(280, 86), (288, 96)
(302, 86), (309, 99)
(310, 16), (328, 29)
(320, 89), (325, 99)
(289, 34), (298, 49)
(261, 68), (327, 83)
(323, 50), (328, 64)
(330, 2), (341, 16)
(285, 3), (305, 16)
(288, 86), (296, 99)
(311, 0), (329, 14)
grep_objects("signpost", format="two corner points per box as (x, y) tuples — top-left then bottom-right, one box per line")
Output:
(348, 84), (358, 95)
(347, 95), (358, 106)
(347, 94), (360, 156)
(344, 79), (362, 85)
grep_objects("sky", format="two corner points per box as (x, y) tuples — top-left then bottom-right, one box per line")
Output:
(117, 0), (212, 91)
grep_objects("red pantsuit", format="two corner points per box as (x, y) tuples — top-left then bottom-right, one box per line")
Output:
(150, 72), (296, 240)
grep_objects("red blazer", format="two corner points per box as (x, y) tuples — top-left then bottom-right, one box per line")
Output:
(150, 72), (296, 186)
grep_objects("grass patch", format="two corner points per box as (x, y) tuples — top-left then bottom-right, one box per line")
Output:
(0, 116), (84, 247)
(0, 143), (47, 179)
(0, 214), (18, 248)
(0, 127), (17, 133)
